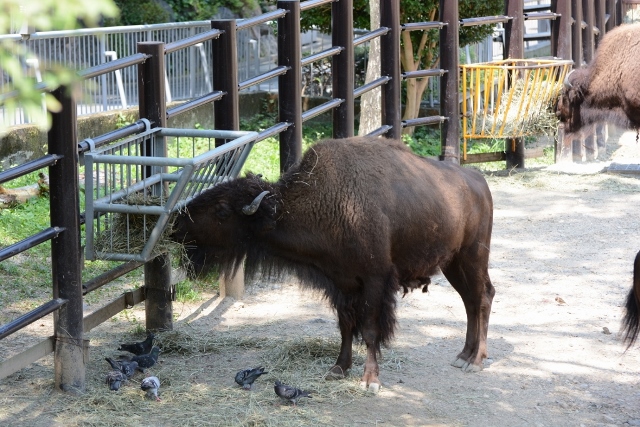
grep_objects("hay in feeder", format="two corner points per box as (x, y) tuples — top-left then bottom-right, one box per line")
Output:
(93, 192), (184, 261)
(471, 79), (562, 138)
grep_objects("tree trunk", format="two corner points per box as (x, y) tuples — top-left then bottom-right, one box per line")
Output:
(357, 0), (381, 135)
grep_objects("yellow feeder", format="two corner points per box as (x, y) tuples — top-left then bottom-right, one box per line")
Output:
(460, 59), (573, 161)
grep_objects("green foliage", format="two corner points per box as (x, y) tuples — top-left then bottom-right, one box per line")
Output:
(104, 0), (172, 25)
(402, 126), (441, 157)
(0, 0), (118, 134)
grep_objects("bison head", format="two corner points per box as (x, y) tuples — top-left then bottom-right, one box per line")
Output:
(171, 174), (276, 277)
(556, 68), (590, 133)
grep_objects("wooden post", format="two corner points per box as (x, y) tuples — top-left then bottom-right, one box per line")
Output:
(332, 0), (354, 139)
(137, 41), (175, 327)
(504, 0), (525, 169)
(380, 0), (401, 139)
(582, 0), (595, 63)
(50, 85), (86, 392)
(571, 0), (584, 67)
(551, 0), (572, 59)
(439, 0), (460, 162)
(144, 254), (173, 331)
(555, 123), (573, 162)
(606, 0), (617, 31)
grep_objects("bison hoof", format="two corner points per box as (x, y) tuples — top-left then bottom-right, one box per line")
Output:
(451, 357), (483, 372)
(325, 365), (346, 380)
(359, 381), (381, 394)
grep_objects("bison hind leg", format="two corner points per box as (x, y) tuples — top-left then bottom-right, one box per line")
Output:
(442, 254), (495, 372)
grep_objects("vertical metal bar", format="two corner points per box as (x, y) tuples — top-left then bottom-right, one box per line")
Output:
(551, 0), (572, 59)
(49, 85), (85, 392)
(380, 0), (401, 139)
(332, 0), (354, 139)
(439, 0), (460, 162)
(571, 0), (584, 67)
(615, 0), (622, 28)
(278, 0), (303, 173)
(582, 0), (595, 63)
(211, 19), (240, 144)
(504, 0), (526, 169)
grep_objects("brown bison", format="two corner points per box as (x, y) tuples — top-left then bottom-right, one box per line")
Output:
(622, 250), (640, 349)
(172, 136), (495, 392)
(557, 23), (640, 134)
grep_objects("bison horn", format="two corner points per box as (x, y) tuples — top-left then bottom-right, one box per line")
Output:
(563, 70), (575, 89)
(242, 190), (270, 215)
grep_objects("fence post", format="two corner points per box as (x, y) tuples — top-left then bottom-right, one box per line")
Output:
(504, 0), (525, 169)
(49, 85), (85, 392)
(380, 0), (401, 139)
(210, 19), (244, 299)
(571, 0), (583, 67)
(211, 20), (240, 140)
(278, 0), (302, 173)
(137, 41), (174, 330)
(332, 0), (354, 139)
(551, 0), (572, 59)
(439, 0), (460, 162)
(606, 0), (617, 30)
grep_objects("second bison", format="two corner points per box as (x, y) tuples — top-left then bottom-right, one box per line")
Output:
(172, 136), (495, 391)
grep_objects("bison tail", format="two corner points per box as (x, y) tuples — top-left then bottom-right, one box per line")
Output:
(622, 250), (640, 350)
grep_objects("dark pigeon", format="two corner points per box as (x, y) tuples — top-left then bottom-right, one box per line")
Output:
(105, 357), (138, 378)
(130, 346), (161, 371)
(235, 366), (268, 390)
(274, 380), (312, 405)
(105, 370), (127, 391)
(118, 333), (155, 356)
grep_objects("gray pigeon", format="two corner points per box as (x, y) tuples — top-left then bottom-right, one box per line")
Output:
(274, 380), (312, 405)
(105, 370), (127, 391)
(129, 346), (161, 371)
(235, 366), (268, 390)
(105, 357), (138, 378)
(118, 333), (155, 356)
(141, 376), (161, 401)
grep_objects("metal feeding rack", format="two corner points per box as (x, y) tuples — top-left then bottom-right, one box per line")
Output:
(83, 126), (259, 262)
(460, 59), (573, 160)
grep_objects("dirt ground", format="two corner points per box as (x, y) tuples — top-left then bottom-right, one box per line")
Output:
(1, 127), (640, 427)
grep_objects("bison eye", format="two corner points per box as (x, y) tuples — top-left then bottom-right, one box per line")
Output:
(215, 200), (232, 220)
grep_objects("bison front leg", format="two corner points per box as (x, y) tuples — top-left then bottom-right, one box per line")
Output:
(327, 310), (354, 380)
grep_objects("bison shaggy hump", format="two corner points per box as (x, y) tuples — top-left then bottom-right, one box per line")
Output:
(172, 136), (495, 392)
(557, 23), (640, 133)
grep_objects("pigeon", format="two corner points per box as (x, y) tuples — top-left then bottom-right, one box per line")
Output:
(105, 370), (127, 391)
(274, 380), (312, 405)
(141, 376), (161, 401)
(105, 357), (138, 378)
(118, 333), (155, 356)
(235, 366), (268, 390)
(130, 346), (161, 371)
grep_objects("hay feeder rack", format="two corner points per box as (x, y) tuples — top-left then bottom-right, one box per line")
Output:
(460, 59), (573, 160)
(83, 126), (259, 262)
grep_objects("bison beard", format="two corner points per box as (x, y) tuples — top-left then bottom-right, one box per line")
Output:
(172, 136), (495, 392)
(557, 23), (640, 135)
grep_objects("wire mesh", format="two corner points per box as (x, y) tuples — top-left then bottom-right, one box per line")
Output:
(82, 127), (258, 262)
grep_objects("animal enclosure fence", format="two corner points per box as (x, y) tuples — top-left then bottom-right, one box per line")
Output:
(0, 0), (624, 390)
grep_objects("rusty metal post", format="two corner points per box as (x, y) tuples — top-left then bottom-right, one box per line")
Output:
(380, 0), (401, 139)
(211, 20), (240, 139)
(332, 0), (354, 139)
(504, 0), (525, 169)
(50, 85), (85, 392)
(439, 0), (460, 162)
(551, 0), (573, 59)
(137, 41), (174, 329)
(278, 0), (302, 173)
